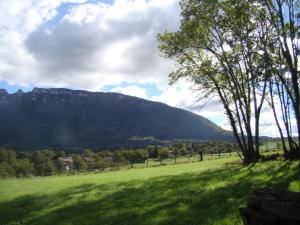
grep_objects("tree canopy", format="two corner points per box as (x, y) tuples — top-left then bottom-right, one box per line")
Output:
(158, 0), (300, 162)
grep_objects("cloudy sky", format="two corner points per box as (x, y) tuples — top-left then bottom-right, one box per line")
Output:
(0, 0), (285, 136)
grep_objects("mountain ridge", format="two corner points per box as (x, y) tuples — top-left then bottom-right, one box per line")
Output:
(0, 88), (232, 151)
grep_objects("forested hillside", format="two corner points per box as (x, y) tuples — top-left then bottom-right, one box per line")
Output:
(0, 88), (232, 150)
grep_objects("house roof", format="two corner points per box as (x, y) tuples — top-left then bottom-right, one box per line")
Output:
(83, 157), (95, 162)
(58, 157), (74, 163)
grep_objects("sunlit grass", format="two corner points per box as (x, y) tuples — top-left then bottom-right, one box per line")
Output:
(0, 157), (299, 225)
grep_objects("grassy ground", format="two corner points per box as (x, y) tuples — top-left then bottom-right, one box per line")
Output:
(0, 157), (299, 225)
(122, 153), (238, 169)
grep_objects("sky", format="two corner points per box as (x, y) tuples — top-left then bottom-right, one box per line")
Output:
(0, 0), (290, 137)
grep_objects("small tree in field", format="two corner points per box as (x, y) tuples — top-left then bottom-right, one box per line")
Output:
(171, 142), (182, 164)
(32, 150), (55, 176)
(73, 155), (86, 171)
(158, 147), (169, 165)
(112, 151), (125, 168)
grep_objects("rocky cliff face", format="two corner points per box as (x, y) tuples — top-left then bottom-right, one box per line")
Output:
(0, 88), (232, 151)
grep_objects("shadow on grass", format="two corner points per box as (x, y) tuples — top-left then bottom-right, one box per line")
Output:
(0, 161), (299, 225)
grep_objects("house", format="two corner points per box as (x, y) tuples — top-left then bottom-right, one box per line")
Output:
(83, 157), (95, 163)
(105, 155), (113, 162)
(83, 157), (95, 168)
(58, 156), (74, 171)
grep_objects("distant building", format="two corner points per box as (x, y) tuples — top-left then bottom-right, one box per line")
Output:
(105, 155), (113, 162)
(83, 157), (94, 163)
(83, 157), (95, 168)
(58, 156), (74, 171)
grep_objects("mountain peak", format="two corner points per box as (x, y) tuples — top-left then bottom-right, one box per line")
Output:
(15, 89), (24, 95)
(0, 89), (8, 95)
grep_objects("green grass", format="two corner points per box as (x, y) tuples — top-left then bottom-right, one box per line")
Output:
(0, 157), (299, 225)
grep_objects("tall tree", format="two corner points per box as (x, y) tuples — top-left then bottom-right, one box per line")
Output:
(158, 0), (271, 163)
(32, 150), (55, 176)
(158, 147), (169, 165)
(263, 0), (300, 157)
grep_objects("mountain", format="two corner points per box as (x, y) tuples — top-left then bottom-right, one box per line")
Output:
(0, 88), (232, 151)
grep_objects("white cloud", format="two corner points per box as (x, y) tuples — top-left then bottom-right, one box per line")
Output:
(0, 0), (87, 34)
(150, 82), (197, 109)
(150, 80), (227, 128)
(0, 0), (89, 86)
(0, 0), (180, 91)
(258, 104), (298, 137)
(111, 85), (148, 99)
(149, 79), (298, 136)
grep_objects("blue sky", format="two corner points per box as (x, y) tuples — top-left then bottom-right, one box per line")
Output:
(47, 0), (113, 27)
(0, 81), (26, 94)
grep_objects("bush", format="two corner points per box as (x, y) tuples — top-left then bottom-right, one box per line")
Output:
(260, 153), (281, 161)
(0, 162), (15, 178)
(94, 158), (107, 170)
(73, 155), (87, 170)
(158, 148), (169, 160)
(13, 159), (34, 177)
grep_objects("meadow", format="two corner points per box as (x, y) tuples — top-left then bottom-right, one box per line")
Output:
(0, 157), (299, 225)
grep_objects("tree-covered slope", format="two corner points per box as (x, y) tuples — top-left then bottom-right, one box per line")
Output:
(0, 88), (232, 150)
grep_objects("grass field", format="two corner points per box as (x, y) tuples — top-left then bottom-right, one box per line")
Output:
(0, 157), (299, 225)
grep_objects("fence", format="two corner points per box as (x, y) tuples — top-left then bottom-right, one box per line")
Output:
(21, 148), (284, 177)
(33, 152), (239, 177)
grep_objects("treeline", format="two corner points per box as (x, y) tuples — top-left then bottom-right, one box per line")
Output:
(0, 141), (238, 178)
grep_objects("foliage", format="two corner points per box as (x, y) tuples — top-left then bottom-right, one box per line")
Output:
(32, 150), (55, 176)
(73, 155), (87, 170)
(94, 158), (107, 170)
(0, 162), (15, 178)
(133, 149), (149, 163)
(83, 149), (94, 158)
(194, 141), (238, 154)
(13, 159), (34, 177)
(0, 149), (16, 164)
(158, 0), (300, 161)
(0, 140), (253, 178)
(158, 0), (274, 163)
(158, 147), (169, 160)
(146, 145), (159, 159)
(55, 151), (66, 159)
(0, 149), (33, 177)
(56, 158), (65, 172)
(262, 0), (300, 157)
